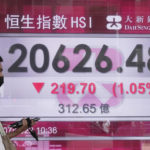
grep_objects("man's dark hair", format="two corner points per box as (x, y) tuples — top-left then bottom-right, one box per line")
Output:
(0, 56), (3, 62)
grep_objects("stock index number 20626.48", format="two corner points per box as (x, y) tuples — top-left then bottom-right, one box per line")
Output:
(8, 43), (150, 73)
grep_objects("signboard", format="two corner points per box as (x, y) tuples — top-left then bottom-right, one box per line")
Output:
(1, 35), (150, 120)
(0, 0), (150, 34)
(0, 0), (150, 149)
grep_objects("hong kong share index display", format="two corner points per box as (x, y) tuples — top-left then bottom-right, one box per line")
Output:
(0, 36), (150, 121)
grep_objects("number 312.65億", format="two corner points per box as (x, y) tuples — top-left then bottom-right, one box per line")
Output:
(8, 44), (149, 73)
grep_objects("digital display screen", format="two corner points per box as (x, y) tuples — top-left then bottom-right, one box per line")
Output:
(1, 36), (150, 120)
(1, 0), (150, 149)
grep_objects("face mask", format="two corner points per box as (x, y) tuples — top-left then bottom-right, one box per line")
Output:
(0, 76), (4, 87)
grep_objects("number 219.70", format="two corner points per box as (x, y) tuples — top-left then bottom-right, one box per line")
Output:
(8, 43), (112, 73)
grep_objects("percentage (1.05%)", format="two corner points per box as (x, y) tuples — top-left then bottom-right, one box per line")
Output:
(113, 82), (150, 97)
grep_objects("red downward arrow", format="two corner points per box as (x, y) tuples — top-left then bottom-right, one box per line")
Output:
(33, 83), (44, 93)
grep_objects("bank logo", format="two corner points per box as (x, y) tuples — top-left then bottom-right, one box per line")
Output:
(106, 15), (122, 30)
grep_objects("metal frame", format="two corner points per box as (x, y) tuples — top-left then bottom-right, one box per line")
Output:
(0, 33), (150, 38)
(1, 117), (150, 121)
(12, 136), (150, 141)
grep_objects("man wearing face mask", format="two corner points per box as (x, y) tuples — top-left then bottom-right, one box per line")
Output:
(0, 56), (4, 95)
(0, 56), (36, 150)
